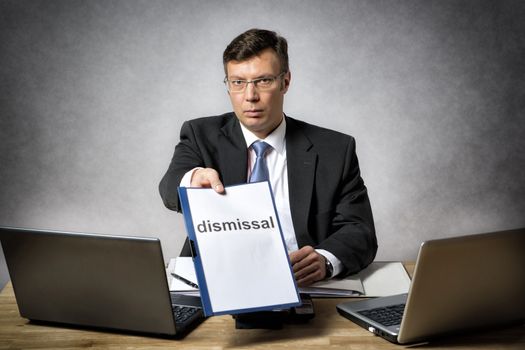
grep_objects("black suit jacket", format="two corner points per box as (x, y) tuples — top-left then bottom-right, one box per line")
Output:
(159, 113), (377, 276)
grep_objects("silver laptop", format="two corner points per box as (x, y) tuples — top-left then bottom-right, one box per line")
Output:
(337, 228), (525, 344)
(0, 226), (205, 337)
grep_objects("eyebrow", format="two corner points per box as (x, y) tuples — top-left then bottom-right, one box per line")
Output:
(227, 74), (276, 80)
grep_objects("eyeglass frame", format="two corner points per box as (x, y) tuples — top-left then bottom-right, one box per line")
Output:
(223, 72), (286, 92)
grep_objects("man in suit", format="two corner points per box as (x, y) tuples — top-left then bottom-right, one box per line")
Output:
(160, 29), (377, 287)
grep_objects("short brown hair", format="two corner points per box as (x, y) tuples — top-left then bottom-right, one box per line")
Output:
(223, 28), (289, 75)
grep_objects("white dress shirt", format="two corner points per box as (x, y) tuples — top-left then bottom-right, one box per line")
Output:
(180, 117), (342, 278)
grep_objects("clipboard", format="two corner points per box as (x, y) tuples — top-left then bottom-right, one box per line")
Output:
(178, 182), (301, 316)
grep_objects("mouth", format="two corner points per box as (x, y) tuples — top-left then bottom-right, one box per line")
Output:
(244, 109), (264, 117)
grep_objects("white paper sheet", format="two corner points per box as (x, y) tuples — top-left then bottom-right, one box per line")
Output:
(168, 257), (199, 293)
(298, 262), (411, 297)
(179, 182), (300, 315)
(358, 261), (411, 297)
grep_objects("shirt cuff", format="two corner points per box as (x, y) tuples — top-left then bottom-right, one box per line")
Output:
(180, 167), (203, 187)
(316, 249), (343, 278)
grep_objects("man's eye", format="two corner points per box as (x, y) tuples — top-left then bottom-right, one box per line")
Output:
(258, 78), (273, 85)
(231, 80), (245, 86)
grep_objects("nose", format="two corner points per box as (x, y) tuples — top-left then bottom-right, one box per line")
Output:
(244, 82), (259, 102)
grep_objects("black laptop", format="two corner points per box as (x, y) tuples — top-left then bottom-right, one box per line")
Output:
(0, 226), (205, 337)
(337, 228), (525, 344)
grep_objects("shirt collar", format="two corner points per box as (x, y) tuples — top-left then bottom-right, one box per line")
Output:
(239, 116), (286, 155)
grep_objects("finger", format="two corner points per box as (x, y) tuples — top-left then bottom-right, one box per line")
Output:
(289, 245), (314, 265)
(296, 269), (324, 287)
(212, 182), (225, 194)
(292, 255), (314, 273)
(191, 168), (225, 193)
(294, 262), (318, 280)
(294, 253), (326, 282)
(294, 254), (324, 278)
(291, 247), (318, 272)
(297, 275), (316, 287)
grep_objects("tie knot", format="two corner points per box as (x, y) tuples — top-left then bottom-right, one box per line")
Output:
(252, 141), (271, 157)
(249, 141), (271, 183)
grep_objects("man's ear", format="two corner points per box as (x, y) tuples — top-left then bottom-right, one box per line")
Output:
(281, 71), (291, 92)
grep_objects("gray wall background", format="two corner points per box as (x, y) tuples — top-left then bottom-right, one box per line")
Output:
(1, 0), (524, 289)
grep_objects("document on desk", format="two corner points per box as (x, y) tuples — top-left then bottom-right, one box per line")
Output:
(300, 262), (411, 297)
(178, 182), (301, 316)
(300, 276), (364, 297)
(168, 257), (411, 299)
(357, 261), (411, 297)
(167, 257), (199, 296)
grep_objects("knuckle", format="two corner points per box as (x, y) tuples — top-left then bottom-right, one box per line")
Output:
(302, 245), (314, 255)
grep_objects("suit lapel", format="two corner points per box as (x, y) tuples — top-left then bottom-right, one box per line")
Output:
(286, 117), (317, 247)
(218, 115), (248, 185)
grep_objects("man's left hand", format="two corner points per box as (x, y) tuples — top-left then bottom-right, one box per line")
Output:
(289, 245), (327, 287)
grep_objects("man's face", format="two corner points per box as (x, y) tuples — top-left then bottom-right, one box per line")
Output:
(225, 48), (291, 139)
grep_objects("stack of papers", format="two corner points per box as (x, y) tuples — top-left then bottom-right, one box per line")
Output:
(301, 261), (411, 297)
(300, 277), (363, 297)
(168, 258), (411, 298)
(356, 261), (412, 297)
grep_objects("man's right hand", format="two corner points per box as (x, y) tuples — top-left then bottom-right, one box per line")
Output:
(190, 168), (225, 194)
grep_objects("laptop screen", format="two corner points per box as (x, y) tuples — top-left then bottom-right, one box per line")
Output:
(1, 227), (182, 335)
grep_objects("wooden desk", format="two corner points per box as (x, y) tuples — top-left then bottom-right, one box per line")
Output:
(1, 262), (524, 349)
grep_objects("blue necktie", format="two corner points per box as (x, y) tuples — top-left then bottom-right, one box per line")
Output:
(249, 141), (271, 183)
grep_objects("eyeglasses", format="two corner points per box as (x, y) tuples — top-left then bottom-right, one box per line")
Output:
(223, 72), (285, 92)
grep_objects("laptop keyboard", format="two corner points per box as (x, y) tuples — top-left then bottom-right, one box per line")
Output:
(172, 305), (201, 324)
(358, 303), (405, 327)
